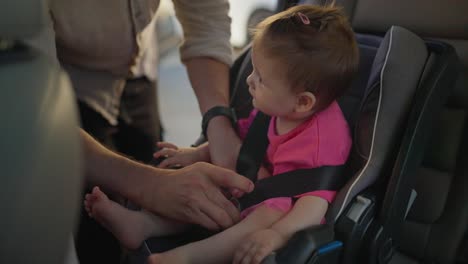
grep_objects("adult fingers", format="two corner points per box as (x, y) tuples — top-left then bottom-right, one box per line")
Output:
(197, 190), (236, 229)
(186, 200), (220, 231)
(203, 187), (240, 227)
(156, 141), (178, 149)
(204, 164), (254, 193)
(230, 188), (245, 198)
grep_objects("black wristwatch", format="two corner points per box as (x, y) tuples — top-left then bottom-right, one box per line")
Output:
(202, 106), (237, 139)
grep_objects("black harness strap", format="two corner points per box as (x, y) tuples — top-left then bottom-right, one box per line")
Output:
(235, 111), (271, 182)
(238, 166), (345, 210)
(235, 111), (347, 211)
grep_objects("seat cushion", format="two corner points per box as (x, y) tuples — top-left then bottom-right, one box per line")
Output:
(397, 101), (468, 263)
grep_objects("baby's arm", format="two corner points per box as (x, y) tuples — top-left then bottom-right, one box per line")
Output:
(233, 196), (328, 264)
(270, 196), (328, 236)
(153, 142), (211, 168)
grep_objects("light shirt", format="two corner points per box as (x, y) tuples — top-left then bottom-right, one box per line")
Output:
(25, 0), (232, 125)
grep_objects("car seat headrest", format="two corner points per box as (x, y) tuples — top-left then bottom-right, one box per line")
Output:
(0, 0), (46, 39)
(333, 0), (467, 120)
(337, 0), (468, 40)
(327, 26), (428, 222)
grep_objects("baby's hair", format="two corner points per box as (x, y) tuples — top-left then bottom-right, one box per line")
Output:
(251, 4), (359, 112)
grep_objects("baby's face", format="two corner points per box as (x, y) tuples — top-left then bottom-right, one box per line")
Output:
(246, 47), (297, 117)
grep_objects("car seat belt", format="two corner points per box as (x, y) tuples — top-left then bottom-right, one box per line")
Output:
(235, 111), (346, 210)
(236, 111), (271, 181)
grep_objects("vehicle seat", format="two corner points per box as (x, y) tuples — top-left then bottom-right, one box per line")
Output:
(0, 0), (83, 263)
(323, 0), (468, 263)
(301, 1), (467, 262)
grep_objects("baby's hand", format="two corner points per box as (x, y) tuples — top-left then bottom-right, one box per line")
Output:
(153, 142), (209, 169)
(233, 228), (287, 264)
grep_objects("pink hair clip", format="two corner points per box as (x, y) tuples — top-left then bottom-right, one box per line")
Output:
(297, 12), (310, 25)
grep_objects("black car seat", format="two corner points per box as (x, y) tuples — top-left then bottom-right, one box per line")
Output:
(291, 0), (467, 263)
(249, 26), (457, 264)
(0, 0), (83, 263)
(326, 0), (468, 263)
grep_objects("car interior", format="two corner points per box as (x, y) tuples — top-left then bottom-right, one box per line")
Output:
(1, 0), (466, 264)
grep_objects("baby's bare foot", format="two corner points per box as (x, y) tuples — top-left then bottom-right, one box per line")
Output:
(84, 186), (149, 249)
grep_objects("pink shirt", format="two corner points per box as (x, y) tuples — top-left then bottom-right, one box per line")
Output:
(237, 101), (352, 217)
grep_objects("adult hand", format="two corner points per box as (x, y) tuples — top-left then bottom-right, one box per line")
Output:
(137, 162), (254, 231)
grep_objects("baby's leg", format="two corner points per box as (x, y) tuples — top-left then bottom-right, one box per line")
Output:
(148, 205), (287, 264)
(84, 186), (188, 250)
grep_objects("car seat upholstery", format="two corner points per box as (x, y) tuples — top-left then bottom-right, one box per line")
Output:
(325, 0), (468, 263)
(0, 0), (83, 263)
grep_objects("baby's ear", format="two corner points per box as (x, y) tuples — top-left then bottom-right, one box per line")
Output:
(295, 91), (316, 113)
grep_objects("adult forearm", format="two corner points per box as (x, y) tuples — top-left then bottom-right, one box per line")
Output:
(185, 57), (230, 113)
(184, 57), (241, 169)
(79, 129), (164, 203)
(79, 129), (254, 229)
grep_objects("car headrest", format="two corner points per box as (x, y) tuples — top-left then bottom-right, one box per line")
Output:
(0, 0), (46, 39)
(337, 0), (468, 40)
